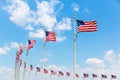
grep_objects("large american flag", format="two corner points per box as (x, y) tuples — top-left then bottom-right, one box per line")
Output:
(45, 31), (56, 42)
(77, 20), (97, 32)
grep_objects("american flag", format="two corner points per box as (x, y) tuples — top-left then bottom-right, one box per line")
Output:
(76, 73), (79, 78)
(59, 71), (64, 76)
(111, 75), (117, 79)
(36, 67), (40, 72)
(66, 72), (70, 76)
(92, 74), (97, 78)
(84, 73), (89, 78)
(27, 40), (36, 50)
(44, 69), (48, 74)
(19, 45), (24, 55)
(77, 20), (97, 32)
(102, 74), (107, 78)
(51, 70), (57, 75)
(30, 65), (33, 71)
(45, 31), (56, 42)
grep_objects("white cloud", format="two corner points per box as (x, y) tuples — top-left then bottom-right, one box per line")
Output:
(85, 58), (106, 69)
(56, 36), (66, 42)
(40, 58), (48, 62)
(48, 65), (70, 72)
(10, 42), (19, 48)
(3, 0), (35, 30)
(0, 42), (21, 55)
(0, 66), (14, 80)
(0, 46), (10, 54)
(35, 0), (58, 30)
(71, 3), (79, 12)
(104, 50), (116, 64)
(55, 17), (71, 31)
(28, 29), (45, 39)
(4, 0), (71, 42)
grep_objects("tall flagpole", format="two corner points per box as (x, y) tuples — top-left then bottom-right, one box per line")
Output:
(14, 52), (17, 80)
(73, 15), (77, 80)
(42, 29), (46, 80)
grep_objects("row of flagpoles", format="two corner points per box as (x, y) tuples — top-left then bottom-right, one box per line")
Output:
(14, 15), (116, 80)
(14, 30), (56, 80)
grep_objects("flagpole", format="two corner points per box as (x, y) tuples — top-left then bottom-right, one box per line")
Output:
(73, 14), (77, 80)
(14, 55), (17, 80)
(42, 29), (46, 80)
(35, 71), (37, 80)
(28, 70), (31, 80)
(23, 67), (25, 80)
(101, 75), (102, 80)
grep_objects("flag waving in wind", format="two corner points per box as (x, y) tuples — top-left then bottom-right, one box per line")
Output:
(77, 20), (97, 32)
(27, 40), (36, 50)
(51, 70), (57, 75)
(45, 31), (56, 42)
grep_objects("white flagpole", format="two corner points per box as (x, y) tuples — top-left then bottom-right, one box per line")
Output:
(35, 71), (37, 80)
(73, 15), (77, 80)
(14, 56), (17, 80)
(23, 67), (25, 80)
(42, 29), (46, 80)
(28, 70), (31, 80)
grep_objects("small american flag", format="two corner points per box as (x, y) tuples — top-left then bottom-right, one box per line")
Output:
(102, 74), (107, 78)
(28, 40), (36, 50)
(92, 74), (97, 78)
(59, 71), (64, 76)
(111, 75), (117, 79)
(51, 70), (57, 75)
(66, 72), (70, 76)
(44, 69), (48, 74)
(84, 73), (89, 78)
(45, 31), (56, 42)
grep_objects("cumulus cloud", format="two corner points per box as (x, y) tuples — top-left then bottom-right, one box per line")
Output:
(85, 58), (106, 69)
(35, 0), (57, 30)
(48, 65), (70, 72)
(0, 66), (14, 80)
(104, 49), (116, 64)
(3, 0), (35, 30)
(40, 58), (48, 62)
(55, 17), (71, 31)
(56, 36), (66, 42)
(28, 29), (45, 38)
(71, 3), (80, 12)
(0, 46), (10, 54)
(4, 0), (72, 42)
(10, 42), (19, 48)
(0, 42), (20, 55)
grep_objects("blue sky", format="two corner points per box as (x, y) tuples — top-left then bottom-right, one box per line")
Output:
(0, 0), (120, 80)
